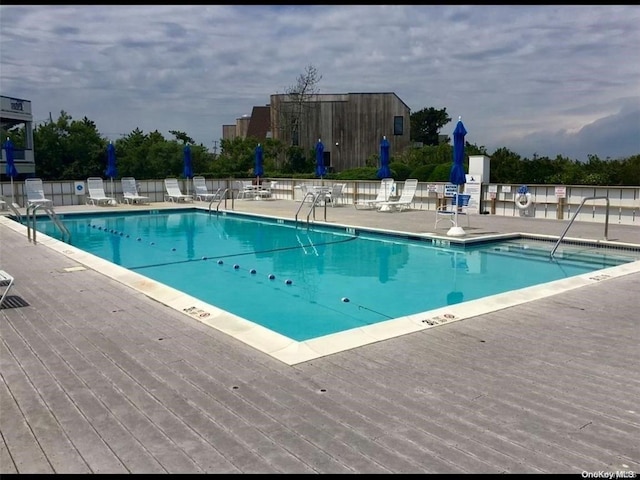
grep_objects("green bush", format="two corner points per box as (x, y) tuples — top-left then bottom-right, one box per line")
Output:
(335, 167), (380, 180)
(389, 162), (412, 181)
(408, 164), (437, 182)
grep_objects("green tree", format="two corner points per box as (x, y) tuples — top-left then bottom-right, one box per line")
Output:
(410, 107), (451, 145)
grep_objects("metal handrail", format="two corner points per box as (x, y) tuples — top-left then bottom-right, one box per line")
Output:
(26, 203), (42, 242)
(209, 188), (232, 214)
(550, 195), (609, 258)
(43, 206), (71, 242)
(306, 191), (327, 225)
(295, 192), (317, 224)
(3, 199), (22, 223)
(26, 203), (70, 243)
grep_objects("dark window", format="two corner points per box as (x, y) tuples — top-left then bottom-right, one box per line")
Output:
(393, 116), (403, 136)
(291, 128), (299, 146)
(323, 151), (331, 167)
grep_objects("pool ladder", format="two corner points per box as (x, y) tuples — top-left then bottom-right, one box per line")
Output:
(26, 203), (71, 244)
(550, 195), (609, 259)
(295, 192), (327, 227)
(208, 188), (233, 214)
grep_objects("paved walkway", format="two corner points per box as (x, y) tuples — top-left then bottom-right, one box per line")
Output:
(1, 200), (639, 473)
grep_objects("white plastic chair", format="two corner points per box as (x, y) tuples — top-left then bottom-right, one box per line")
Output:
(193, 176), (221, 202)
(25, 178), (53, 207)
(121, 177), (149, 204)
(86, 177), (117, 206)
(377, 179), (417, 212)
(0, 270), (15, 308)
(326, 183), (345, 207)
(354, 178), (395, 209)
(164, 178), (194, 203)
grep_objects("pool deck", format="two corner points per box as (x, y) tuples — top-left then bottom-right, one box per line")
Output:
(1, 199), (639, 473)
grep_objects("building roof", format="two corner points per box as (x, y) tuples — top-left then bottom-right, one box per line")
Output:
(246, 105), (271, 139)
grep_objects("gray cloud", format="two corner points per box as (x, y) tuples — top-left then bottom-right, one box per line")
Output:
(1, 5), (638, 160)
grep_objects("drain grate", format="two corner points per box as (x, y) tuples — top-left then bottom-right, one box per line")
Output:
(0, 296), (30, 309)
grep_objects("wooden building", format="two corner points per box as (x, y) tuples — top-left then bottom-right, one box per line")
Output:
(223, 92), (411, 172)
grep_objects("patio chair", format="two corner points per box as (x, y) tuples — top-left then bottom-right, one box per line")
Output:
(25, 178), (53, 207)
(235, 180), (255, 200)
(164, 178), (194, 203)
(325, 183), (346, 207)
(354, 178), (395, 209)
(435, 193), (471, 228)
(377, 179), (418, 212)
(0, 269), (15, 308)
(193, 176), (221, 202)
(121, 177), (149, 204)
(86, 177), (117, 206)
(257, 180), (277, 199)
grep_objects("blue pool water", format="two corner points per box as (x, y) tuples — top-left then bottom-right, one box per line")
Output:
(36, 210), (639, 341)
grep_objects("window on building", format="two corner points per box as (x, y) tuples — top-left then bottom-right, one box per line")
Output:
(393, 116), (403, 136)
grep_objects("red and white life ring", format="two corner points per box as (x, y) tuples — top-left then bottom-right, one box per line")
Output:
(515, 192), (533, 209)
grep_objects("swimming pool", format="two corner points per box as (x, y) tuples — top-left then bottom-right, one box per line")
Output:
(32, 208), (640, 357)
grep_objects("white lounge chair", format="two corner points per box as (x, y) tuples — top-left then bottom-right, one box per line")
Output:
(86, 177), (117, 206)
(0, 269), (15, 308)
(435, 193), (471, 228)
(121, 177), (149, 204)
(25, 178), (53, 207)
(354, 178), (395, 209)
(164, 178), (193, 203)
(193, 176), (221, 202)
(377, 179), (418, 212)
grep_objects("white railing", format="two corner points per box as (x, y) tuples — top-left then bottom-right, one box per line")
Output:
(2, 179), (638, 226)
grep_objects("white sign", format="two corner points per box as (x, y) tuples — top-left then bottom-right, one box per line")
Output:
(74, 181), (85, 195)
(464, 174), (482, 214)
(501, 185), (512, 193)
(488, 184), (498, 193)
(444, 184), (457, 197)
(555, 186), (566, 198)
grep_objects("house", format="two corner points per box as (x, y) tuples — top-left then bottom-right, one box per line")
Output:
(223, 92), (411, 172)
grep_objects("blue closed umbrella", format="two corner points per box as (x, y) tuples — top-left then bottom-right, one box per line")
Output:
(183, 143), (193, 195)
(448, 117), (467, 235)
(254, 143), (264, 183)
(3, 138), (18, 205)
(377, 135), (391, 179)
(315, 139), (326, 179)
(106, 141), (117, 198)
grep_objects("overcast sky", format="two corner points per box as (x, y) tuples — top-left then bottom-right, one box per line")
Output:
(1, 5), (639, 161)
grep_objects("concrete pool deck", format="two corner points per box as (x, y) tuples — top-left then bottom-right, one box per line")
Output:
(1, 199), (639, 473)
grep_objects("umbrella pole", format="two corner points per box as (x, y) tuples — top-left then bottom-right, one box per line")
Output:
(454, 187), (459, 227)
(447, 186), (467, 237)
(10, 177), (15, 205)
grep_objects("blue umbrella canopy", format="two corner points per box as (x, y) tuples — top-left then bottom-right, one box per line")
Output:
(105, 142), (117, 179)
(254, 143), (264, 180)
(448, 117), (468, 233)
(449, 118), (467, 186)
(315, 139), (326, 178)
(183, 143), (193, 195)
(3, 138), (17, 178)
(183, 143), (193, 179)
(105, 141), (118, 199)
(3, 137), (18, 205)
(377, 136), (391, 179)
